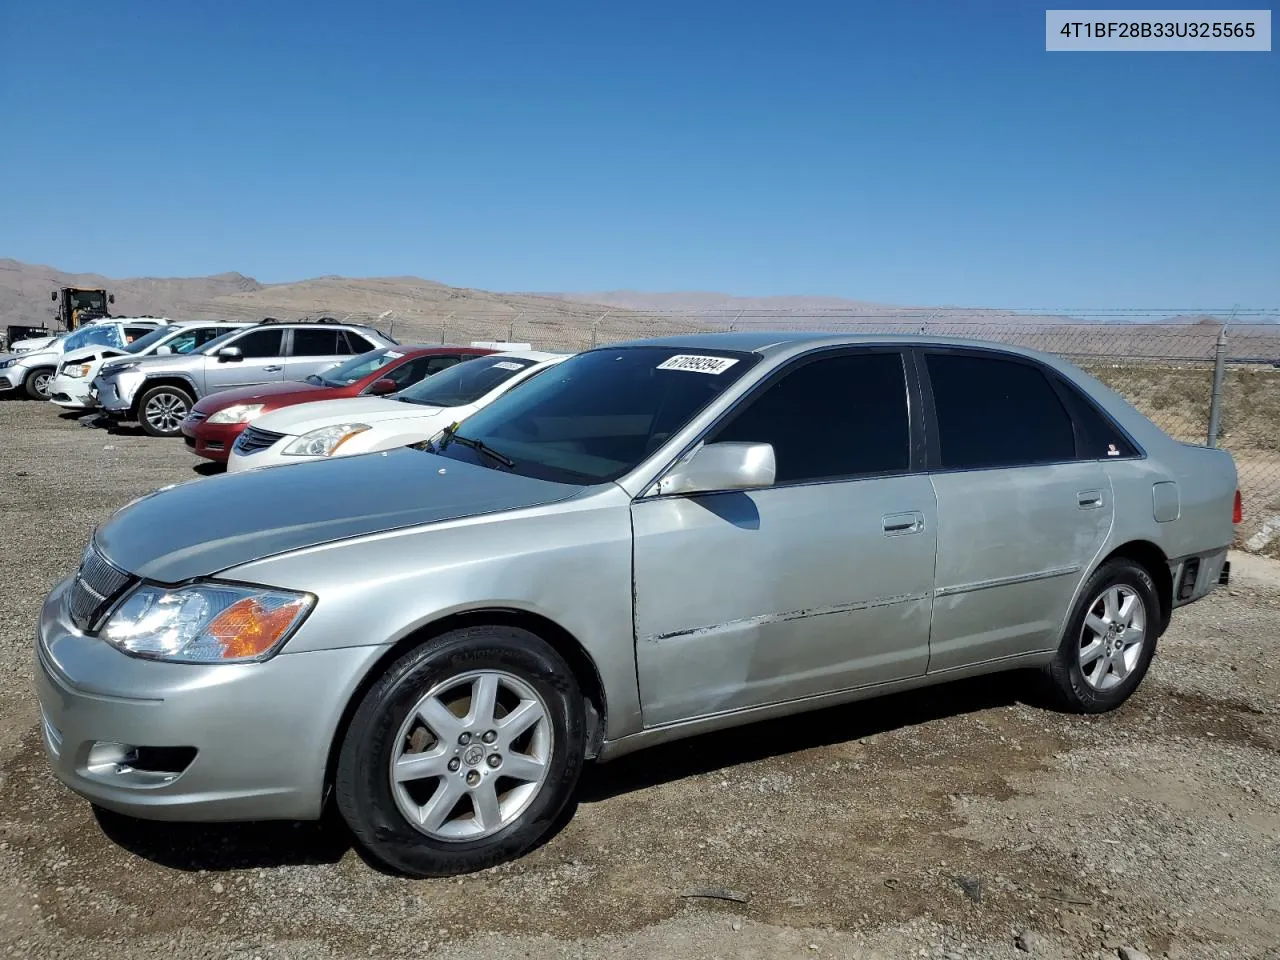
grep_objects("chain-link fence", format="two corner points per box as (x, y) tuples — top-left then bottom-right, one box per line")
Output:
(264, 306), (1280, 556)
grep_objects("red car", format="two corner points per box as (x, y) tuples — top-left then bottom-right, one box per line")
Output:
(181, 345), (495, 463)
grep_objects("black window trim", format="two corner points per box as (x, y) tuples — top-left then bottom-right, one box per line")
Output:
(913, 345), (1146, 474)
(643, 344), (927, 499)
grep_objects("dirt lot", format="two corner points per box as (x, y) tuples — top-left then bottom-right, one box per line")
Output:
(1, 397), (1277, 960)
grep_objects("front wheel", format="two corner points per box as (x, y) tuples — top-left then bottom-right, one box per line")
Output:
(1044, 558), (1161, 713)
(137, 384), (194, 437)
(24, 367), (54, 400)
(336, 626), (586, 876)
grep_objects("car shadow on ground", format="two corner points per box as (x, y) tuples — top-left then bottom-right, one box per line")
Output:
(193, 461), (224, 476)
(91, 672), (1031, 875)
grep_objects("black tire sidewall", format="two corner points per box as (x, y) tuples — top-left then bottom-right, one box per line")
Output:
(1051, 559), (1161, 713)
(137, 385), (192, 437)
(336, 626), (585, 877)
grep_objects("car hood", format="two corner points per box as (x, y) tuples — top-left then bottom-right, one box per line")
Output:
(94, 447), (586, 583)
(192, 379), (331, 415)
(60, 345), (125, 365)
(251, 396), (442, 434)
(3, 346), (58, 365)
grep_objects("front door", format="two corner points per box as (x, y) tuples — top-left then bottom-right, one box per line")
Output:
(632, 348), (938, 727)
(919, 348), (1116, 671)
(205, 328), (286, 392)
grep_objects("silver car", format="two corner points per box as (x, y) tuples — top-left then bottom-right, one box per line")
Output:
(35, 333), (1239, 877)
(91, 319), (396, 437)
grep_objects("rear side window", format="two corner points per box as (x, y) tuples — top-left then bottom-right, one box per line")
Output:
(343, 331), (376, 354)
(1052, 375), (1140, 459)
(290, 328), (343, 357)
(231, 329), (284, 359)
(925, 352), (1074, 469)
(710, 352), (911, 484)
(123, 325), (154, 342)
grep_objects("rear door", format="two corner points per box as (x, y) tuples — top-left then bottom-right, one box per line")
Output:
(919, 348), (1115, 671)
(631, 348), (938, 726)
(283, 327), (355, 381)
(204, 328), (286, 392)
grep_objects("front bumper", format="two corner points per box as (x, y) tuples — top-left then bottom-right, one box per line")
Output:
(93, 372), (144, 415)
(181, 418), (247, 463)
(35, 577), (381, 823)
(0, 368), (24, 391)
(49, 374), (97, 409)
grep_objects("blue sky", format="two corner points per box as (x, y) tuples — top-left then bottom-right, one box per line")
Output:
(1, 1), (1276, 307)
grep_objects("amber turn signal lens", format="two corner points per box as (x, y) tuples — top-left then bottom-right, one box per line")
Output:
(205, 596), (308, 660)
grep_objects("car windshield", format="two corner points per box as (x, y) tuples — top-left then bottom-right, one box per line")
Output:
(311, 348), (402, 387)
(123, 326), (177, 354)
(426, 346), (759, 484)
(63, 325), (123, 352)
(395, 355), (538, 407)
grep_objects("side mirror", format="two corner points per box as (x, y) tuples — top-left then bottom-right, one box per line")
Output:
(52, 292), (58, 301)
(369, 377), (399, 395)
(108, 294), (115, 304)
(156, 345), (173, 356)
(654, 441), (776, 496)
(216, 346), (243, 363)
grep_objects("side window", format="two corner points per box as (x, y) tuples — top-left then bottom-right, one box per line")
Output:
(384, 355), (445, 388)
(191, 327), (229, 349)
(343, 332), (376, 354)
(230, 329), (284, 359)
(123, 325), (154, 343)
(425, 355), (461, 374)
(925, 352), (1074, 469)
(290, 328), (342, 357)
(709, 352), (911, 484)
(1052, 375), (1140, 459)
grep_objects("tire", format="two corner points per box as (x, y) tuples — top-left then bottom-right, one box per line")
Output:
(1044, 558), (1161, 713)
(24, 367), (54, 400)
(137, 384), (194, 437)
(336, 626), (586, 877)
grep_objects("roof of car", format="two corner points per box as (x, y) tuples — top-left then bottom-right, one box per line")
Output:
(606, 330), (1059, 364)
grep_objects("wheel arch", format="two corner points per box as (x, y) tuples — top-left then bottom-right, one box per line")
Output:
(1098, 539), (1173, 634)
(322, 607), (608, 804)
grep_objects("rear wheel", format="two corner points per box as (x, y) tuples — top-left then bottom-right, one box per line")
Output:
(336, 626), (585, 877)
(1044, 558), (1160, 713)
(137, 384), (194, 437)
(24, 367), (54, 400)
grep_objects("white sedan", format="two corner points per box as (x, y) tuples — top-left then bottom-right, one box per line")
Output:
(226, 350), (569, 472)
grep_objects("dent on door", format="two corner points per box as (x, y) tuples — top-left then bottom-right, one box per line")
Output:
(631, 476), (939, 727)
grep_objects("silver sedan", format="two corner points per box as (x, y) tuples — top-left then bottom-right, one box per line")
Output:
(36, 333), (1239, 876)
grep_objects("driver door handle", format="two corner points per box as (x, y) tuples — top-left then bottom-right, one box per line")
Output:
(882, 511), (925, 536)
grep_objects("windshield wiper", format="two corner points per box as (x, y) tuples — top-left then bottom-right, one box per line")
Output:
(437, 423), (514, 469)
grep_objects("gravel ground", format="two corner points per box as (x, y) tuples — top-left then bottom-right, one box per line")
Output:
(1, 396), (1277, 960)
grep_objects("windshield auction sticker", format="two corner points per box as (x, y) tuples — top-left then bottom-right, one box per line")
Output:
(657, 354), (740, 374)
(1046, 10), (1271, 50)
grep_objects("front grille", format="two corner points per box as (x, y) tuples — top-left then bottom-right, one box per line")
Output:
(234, 426), (285, 455)
(66, 542), (134, 632)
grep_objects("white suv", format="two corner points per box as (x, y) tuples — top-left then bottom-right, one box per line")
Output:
(0, 319), (167, 400)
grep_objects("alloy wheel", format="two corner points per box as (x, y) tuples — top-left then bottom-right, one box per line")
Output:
(1078, 584), (1147, 691)
(389, 670), (553, 841)
(144, 393), (189, 433)
(31, 372), (53, 397)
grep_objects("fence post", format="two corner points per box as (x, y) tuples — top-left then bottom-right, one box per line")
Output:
(508, 312), (524, 343)
(590, 310), (610, 348)
(1206, 324), (1228, 448)
(439, 312), (452, 345)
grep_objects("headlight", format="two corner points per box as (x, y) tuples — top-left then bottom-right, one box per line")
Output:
(104, 361), (139, 375)
(64, 363), (93, 379)
(283, 423), (371, 457)
(208, 402), (265, 425)
(0, 359), (13, 369)
(100, 583), (314, 662)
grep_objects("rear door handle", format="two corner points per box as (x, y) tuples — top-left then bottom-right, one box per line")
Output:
(263, 365), (283, 372)
(1077, 489), (1104, 509)
(882, 511), (925, 536)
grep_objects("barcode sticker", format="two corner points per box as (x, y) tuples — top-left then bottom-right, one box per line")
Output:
(492, 361), (525, 371)
(656, 354), (739, 375)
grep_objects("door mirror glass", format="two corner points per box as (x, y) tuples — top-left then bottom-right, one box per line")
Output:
(216, 346), (243, 363)
(369, 377), (399, 395)
(655, 442), (776, 496)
